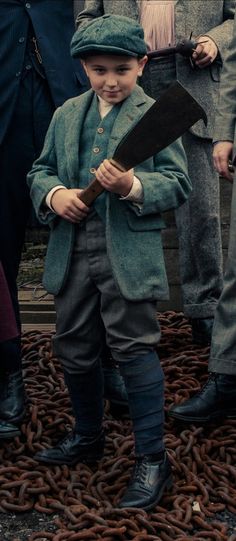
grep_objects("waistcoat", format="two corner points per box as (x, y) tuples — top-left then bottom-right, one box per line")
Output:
(79, 94), (121, 221)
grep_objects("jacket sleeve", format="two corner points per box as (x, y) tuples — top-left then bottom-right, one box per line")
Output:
(76, 0), (104, 27)
(27, 108), (65, 225)
(127, 138), (192, 217)
(204, 0), (235, 63)
(213, 12), (236, 142)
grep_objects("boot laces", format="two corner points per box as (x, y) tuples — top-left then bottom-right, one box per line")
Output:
(195, 373), (217, 397)
(132, 457), (150, 484)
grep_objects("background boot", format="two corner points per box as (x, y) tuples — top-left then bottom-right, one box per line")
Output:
(0, 370), (25, 423)
(0, 420), (21, 439)
(169, 373), (236, 423)
(34, 428), (105, 465)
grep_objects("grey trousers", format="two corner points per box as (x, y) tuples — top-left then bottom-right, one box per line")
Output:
(209, 175), (236, 376)
(53, 212), (161, 374)
(141, 57), (223, 318)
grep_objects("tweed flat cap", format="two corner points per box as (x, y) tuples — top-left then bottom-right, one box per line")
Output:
(71, 14), (147, 58)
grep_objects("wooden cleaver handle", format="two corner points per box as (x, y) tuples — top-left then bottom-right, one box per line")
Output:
(79, 159), (126, 206)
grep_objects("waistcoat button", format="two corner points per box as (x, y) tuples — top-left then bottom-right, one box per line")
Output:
(90, 167), (96, 174)
(97, 127), (104, 134)
(93, 147), (100, 153)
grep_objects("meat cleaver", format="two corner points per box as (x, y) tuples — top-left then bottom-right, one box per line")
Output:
(79, 81), (207, 206)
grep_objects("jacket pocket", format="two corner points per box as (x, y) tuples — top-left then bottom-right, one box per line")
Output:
(125, 210), (166, 231)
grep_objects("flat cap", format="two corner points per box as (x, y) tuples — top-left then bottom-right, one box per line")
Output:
(71, 14), (147, 58)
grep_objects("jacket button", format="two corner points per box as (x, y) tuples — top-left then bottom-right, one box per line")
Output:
(19, 37), (25, 43)
(25, 2), (31, 7)
(97, 127), (104, 134)
(90, 167), (96, 174)
(16, 71), (21, 77)
(93, 147), (100, 153)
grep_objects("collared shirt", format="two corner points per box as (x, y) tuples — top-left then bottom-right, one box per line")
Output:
(140, 0), (176, 51)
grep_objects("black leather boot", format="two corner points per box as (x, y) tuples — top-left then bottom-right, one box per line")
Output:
(191, 317), (214, 346)
(0, 370), (25, 423)
(118, 453), (173, 510)
(169, 373), (236, 423)
(0, 420), (21, 438)
(34, 429), (105, 465)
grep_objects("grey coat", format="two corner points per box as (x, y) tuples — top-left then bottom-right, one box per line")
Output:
(27, 86), (190, 300)
(213, 12), (236, 144)
(77, 0), (235, 139)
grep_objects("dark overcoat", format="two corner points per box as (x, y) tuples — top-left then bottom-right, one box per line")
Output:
(0, 0), (88, 145)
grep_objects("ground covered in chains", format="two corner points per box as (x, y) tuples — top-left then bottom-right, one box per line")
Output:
(0, 311), (236, 541)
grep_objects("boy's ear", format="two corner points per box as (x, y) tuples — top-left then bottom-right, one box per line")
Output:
(81, 60), (89, 76)
(138, 55), (148, 76)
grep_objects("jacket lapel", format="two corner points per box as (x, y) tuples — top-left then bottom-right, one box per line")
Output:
(108, 85), (148, 157)
(64, 89), (94, 184)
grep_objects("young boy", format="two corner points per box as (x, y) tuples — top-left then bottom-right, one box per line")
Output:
(27, 14), (191, 510)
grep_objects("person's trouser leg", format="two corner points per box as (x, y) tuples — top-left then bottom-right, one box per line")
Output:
(176, 132), (223, 319)
(209, 174), (236, 375)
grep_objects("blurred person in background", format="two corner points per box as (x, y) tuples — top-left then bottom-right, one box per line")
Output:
(169, 9), (236, 425)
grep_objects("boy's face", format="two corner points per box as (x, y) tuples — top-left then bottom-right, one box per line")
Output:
(82, 54), (147, 104)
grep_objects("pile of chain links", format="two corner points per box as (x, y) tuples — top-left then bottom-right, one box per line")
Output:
(0, 312), (236, 541)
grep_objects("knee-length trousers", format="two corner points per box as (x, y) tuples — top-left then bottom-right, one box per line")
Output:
(53, 212), (161, 374)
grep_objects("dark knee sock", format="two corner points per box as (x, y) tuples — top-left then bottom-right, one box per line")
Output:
(63, 361), (104, 436)
(119, 351), (165, 456)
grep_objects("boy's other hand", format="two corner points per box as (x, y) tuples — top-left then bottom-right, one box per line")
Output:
(192, 36), (218, 68)
(96, 159), (134, 197)
(51, 188), (90, 223)
(213, 141), (234, 182)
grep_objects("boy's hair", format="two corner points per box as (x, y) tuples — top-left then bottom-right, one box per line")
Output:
(71, 14), (147, 59)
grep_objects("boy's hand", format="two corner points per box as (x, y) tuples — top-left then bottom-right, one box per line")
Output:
(95, 159), (134, 197)
(51, 188), (90, 223)
(192, 36), (218, 68)
(213, 141), (234, 182)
